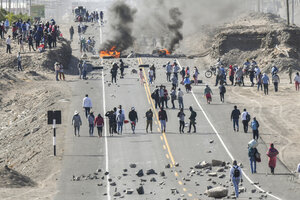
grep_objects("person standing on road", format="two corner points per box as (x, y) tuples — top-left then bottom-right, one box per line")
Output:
(231, 105), (241, 132)
(188, 106), (197, 133)
(27, 34), (36, 52)
(139, 68), (145, 85)
(94, 113), (104, 137)
(88, 111), (95, 136)
(177, 108), (185, 133)
(288, 67), (293, 84)
(166, 61), (172, 82)
(177, 88), (184, 109)
(145, 108), (153, 133)
(171, 74), (178, 89)
(241, 109), (250, 133)
(272, 73), (280, 92)
(6, 35), (11, 54)
(59, 63), (65, 81)
(193, 67), (199, 85)
(129, 107), (138, 134)
(69, 26), (74, 41)
(257, 72), (263, 91)
(159, 85), (165, 108)
(54, 62), (60, 81)
(105, 109), (117, 136)
(251, 117), (260, 140)
(229, 65), (235, 85)
(72, 111), (82, 137)
(204, 84), (213, 104)
(117, 110), (125, 134)
(294, 72), (300, 91)
(170, 87), (177, 109)
(219, 83), (226, 103)
(120, 59), (125, 78)
(163, 87), (169, 109)
(152, 87), (160, 109)
(158, 107), (168, 133)
(248, 146), (258, 174)
(82, 61), (88, 80)
(180, 67), (185, 84)
(184, 76), (191, 93)
(82, 94), (92, 118)
(78, 60), (83, 79)
(111, 63), (118, 83)
(267, 143), (279, 174)
(230, 160), (243, 198)
(173, 62), (180, 79)
(148, 67), (154, 84)
(17, 52), (23, 71)
(262, 73), (269, 95)
(150, 64), (156, 80)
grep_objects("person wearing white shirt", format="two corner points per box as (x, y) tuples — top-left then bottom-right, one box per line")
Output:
(294, 72), (300, 91)
(82, 94), (92, 118)
(6, 35), (11, 54)
(241, 109), (250, 133)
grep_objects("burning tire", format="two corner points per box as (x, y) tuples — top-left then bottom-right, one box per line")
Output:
(205, 70), (213, 78)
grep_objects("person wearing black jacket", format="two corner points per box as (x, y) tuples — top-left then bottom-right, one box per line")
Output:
(27, 34), (36, 51)
(111, 63), (119, 83)
(231, 105), (241, 132)
(129, 107), (138, 134)
(158, 107), (168, 133)
(151, 88), (160, 109)
(120, 59), (125, 78)
(188, 106), (197, 133)
(145, 109), (153, 133)
(105, 109), (117, 136)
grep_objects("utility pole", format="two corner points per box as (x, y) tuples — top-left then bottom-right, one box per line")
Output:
(286, 0), (290, 26)
(292, 0), (295, 24)
(1, 0), (2, 10)
(257, 0), (261, 12)
(8, 0), (11, 13)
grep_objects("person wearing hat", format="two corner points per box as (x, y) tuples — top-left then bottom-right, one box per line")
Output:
(88, 111), (95, 136)
(72, 111), (82, 137)
(128, 107), (138, 134)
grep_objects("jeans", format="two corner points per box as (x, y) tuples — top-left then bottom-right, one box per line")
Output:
(166, 72), (171, 82)
(146, 120), (152, 132)
(117, 122), (123, 134)
(97, 126), (102, 137)
(233, 119), (239, 131)
(232, 178), (240, 197)
(74, 126), (80, 136)
(131, 120), (136, 133)
(257, 83), (262, 91)
(6, 44), (11, 53)
(17, 61), (23, 71)
(179, 120), (184, 133)
(160, 120), (166, 132)
(83, 70), (87, 79)
(220, 93), (224, 102)
(178, 97), (184, 109)
(171, 98), (175, 108)
(242, 120), (248, 133)
(149, 76), (153, 84)
(155, 99), (160, 109)
(84, 107), (91, 118)
(263, 83), (268, 95)
(89, 124), (94, 136)
(55, 70), (59, 81)
(274, 82), (278, 92)
(111, 75), (117, 83)
(253, 129), (259, 140)
(189, 120), (196, 132)
(250, 157), (256, 173)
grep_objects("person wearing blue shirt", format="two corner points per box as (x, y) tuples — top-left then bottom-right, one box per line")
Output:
(262, 73), (269, 95)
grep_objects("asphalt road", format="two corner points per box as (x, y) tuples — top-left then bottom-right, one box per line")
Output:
(54, 21), (300, 200)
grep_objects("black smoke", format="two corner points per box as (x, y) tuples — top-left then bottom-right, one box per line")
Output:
(167, 7), (183, 52)
(102, 1), (136, 52)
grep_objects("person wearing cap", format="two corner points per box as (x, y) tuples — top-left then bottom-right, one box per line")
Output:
(72, 111), (82, 137)
(129, 107), (138, 134)
(262, 73), (269, 95)
(82, 94), (92, 118)
(158, 107), (168, 133)
(88, 111), (95, 136)
(230, 160), (243, 198)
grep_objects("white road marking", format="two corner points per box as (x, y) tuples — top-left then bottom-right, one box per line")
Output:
(176, 59), (282, 200)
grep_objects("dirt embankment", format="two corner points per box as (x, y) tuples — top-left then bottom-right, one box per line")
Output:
(211, 13), (300, 72)
(0, 36), (72, 192)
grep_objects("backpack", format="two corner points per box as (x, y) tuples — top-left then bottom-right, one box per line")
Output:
(246, 113), (250, 122)
(233, 167), (240, 178)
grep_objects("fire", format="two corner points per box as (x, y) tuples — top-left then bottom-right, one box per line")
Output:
(159, 48), (171, 55)
(100, 46), (121, 58)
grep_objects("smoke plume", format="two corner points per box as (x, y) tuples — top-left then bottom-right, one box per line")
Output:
(102, 1), (136, 52)
(167, 7), (183, 52)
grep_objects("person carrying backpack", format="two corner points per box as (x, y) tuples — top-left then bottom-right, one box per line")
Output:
(248, 146), (258, 174)
(105, 109), (117, 136)
(241, 109), (250, 133)
(251, 117), (260, 140)
(188, 106), (197, 133)
(218, 83), (226, 103)
(230, 160), (243, 198)
(151, 88), (160, 109)
(94, 113), (104, 137)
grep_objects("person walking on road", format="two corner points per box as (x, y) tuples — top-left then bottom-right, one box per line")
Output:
(88, 111), (95, 136)
(129, 107), (138, 134)
(257, 72), (263, 91)
(59, 63), (65, 81)
(111, 63), (118, 83)
(82, 94), (92, 118)
(78, 60), (83, 79)
(148, 67), (154, 84)
(267, 143), (279, 174)
(177, 108), (185, 133)
(163, 87), (169, 109)
(120, 59), (125, 78)
(188, 106), (197, 133)
(173, 62), (180, 80)
(150, 64), (156, 80)
(229, 65), (235, 85)
(170, 87), (177, 109)
(94, 114), (104, 137)
(159, 86), (165, 108)
(231, 105), (241, 132)
(248, 146), (258, 174)
(6, 35), (11, 54)
(159, 107), (168, 133)
(184, 76), (192, 93)
(294, 72), (300, 91)
(117, 110), (125, 134)
(139, 68), (145, 85)
(72, 111), (82, 137)
(145, 108), (153, 133)
(105, 109), (117, 136)
(171, 74), (178, 89)
(288, 67), (293, 84)
(251, 117), (260, 140)
(82, 61), (88, 80)
(152, 88), (160, 109)
(193, 67), (199, 85)
(69, 26), (74, 41)
(262, 73), (270, 95)
(166, 61), (172, 82)
(17, 52), (23, 71)
(230, 160), (243, 198)
(241, 109), (250, 133)
(204, 84), (213, 104)
(177, 88), (184, 109)
(219, 83), (226, 103)
(272, 73), (280, 92)
(54, 62), (60, 81)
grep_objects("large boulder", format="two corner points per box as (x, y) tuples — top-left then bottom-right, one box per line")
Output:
(211, 159), (226, 167)
(206, 186), (228, 198)
(195, 161), (211, 169)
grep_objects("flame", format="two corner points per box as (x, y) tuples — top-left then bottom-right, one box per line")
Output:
(159, 48), (171, 55)
(100, 46), (121, 58)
